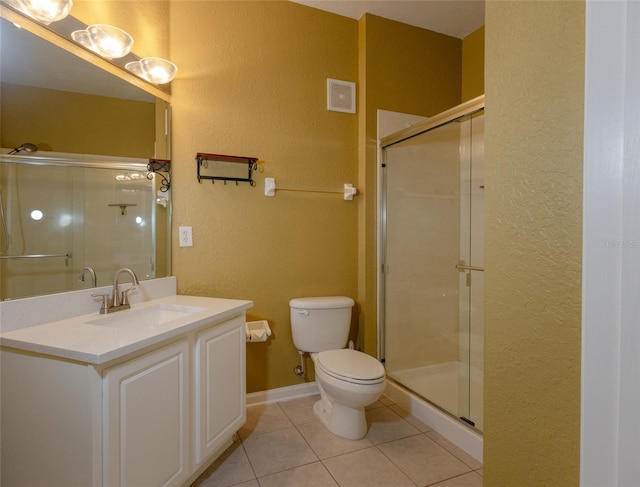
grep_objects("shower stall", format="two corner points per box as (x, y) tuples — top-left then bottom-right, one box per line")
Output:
(380, 97), (484, 431)
(0, 152), (167, 301)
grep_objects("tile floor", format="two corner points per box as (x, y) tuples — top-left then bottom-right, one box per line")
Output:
(191, 394), (483, 487)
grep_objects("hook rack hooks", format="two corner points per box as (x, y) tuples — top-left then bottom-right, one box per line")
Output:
(196, 153), (258, 186)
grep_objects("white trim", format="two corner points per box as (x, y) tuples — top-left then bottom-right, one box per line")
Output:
(245, 382), (319, 406)
(582, 0), (640, 485)
(384, 379), (482, 463)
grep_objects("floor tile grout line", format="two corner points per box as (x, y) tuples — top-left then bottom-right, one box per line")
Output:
(236, 398), (481, 486)
(425, 469), (483, 486)
(374, 445), (422, 487)
(423, 431), (482, 470)
(239, 439), (260, 484)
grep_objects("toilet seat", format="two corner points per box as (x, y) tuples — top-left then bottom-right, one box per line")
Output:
(316, 349), (385, 385)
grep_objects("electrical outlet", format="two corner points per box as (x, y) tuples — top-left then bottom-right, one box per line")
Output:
(179, 226), (193, 247)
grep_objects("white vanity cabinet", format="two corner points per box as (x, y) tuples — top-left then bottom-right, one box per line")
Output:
(103, 339), (190, 487)
(0, 299), (250, 487)
(194, 315), (246, 465)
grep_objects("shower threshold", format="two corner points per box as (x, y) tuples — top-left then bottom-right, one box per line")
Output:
(389, 361), (483, 431)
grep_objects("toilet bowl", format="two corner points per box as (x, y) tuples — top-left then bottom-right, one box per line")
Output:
(289, 297), (386, 440)
(311, 349), (386, 440)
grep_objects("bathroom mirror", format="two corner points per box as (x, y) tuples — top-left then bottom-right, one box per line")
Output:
(0, 8), (172, 300)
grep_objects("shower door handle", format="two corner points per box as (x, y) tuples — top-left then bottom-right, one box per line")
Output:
(455, 264), (484, 272)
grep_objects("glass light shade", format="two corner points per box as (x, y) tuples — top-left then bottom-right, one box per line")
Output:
(125, 60), (145, 77)
(140, 57), (178, 84)
(71, 29), (93, 49)
(17, 0), (73, 23)
(86, 24), (133, 59)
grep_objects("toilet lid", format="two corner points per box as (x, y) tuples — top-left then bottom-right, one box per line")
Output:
(317, 349), (385, 382)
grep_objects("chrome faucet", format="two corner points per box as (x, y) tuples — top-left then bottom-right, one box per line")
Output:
(112, 267), (139, 308)
(92, 267), (139, 314)
(78, 266), (97, 287)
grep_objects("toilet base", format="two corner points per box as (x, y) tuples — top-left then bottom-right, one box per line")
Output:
(313, 398), (368, 440)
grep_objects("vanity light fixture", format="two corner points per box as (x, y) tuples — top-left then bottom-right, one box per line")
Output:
(70, 28), (92, 48)
(16, 0), (73, 23)
(71, 24), (133, 59)
(126, 57), (178, 85)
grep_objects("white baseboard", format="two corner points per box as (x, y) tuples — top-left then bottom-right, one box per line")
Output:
(246, 382), (319, 406)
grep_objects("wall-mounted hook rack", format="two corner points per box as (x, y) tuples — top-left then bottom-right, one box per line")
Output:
(264, 177), (357, 200)
(147, 158), (171, 192)
(196, 153), (259, 186)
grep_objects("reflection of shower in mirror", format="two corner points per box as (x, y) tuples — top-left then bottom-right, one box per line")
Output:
(7, 143), (38, 155)
(0, 151), (168, 300)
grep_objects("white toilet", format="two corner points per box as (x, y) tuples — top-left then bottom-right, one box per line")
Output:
(290, 296), (386, 440)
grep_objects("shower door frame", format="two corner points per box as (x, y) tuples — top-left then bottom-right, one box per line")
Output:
(377, 95), (485, 423)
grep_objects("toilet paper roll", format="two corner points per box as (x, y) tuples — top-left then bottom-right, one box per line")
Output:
(253, 329), (266, 340)
(246, 320), (272, 342)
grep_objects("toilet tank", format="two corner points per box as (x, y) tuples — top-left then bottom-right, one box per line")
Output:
(290, 296), (354, 353)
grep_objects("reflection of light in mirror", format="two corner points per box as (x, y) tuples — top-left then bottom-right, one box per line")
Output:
(115, 172), (145, 181)
(30, 209), (44, 220)
(135, 216), (145, 226)
(58, 213), (72, 227)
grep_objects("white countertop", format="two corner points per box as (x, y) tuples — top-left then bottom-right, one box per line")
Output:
(0, 295), (253, 365)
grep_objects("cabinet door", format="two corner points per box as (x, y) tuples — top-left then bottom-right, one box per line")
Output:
(194, 315), (246, 465)
(104, 339), (189, 487)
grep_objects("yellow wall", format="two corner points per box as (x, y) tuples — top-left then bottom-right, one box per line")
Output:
(168, 1), (358, 391)
(484, 1), (583, 484)
(358, 14), (463, 355)
(1, 83), (155, 157)
(462, 26), (485, 101)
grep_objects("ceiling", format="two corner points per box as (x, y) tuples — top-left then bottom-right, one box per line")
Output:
(291, 0), (485, 39)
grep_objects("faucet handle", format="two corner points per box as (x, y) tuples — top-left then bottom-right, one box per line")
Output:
(91, 293), (111, 314)
(121, 287), (136, 306)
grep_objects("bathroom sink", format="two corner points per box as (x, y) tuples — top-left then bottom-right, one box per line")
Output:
(85, 304), (206, 328)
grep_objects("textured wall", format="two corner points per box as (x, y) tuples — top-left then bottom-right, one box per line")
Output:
(169, 1), (359, 392)
(484, 1), (584, 484)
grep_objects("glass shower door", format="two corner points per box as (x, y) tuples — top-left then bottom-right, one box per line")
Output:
(382, 109), (484, 431)
(457, 112), (484, 429)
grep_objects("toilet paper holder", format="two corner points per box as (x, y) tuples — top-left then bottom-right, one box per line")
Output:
(245, 320), (272, 342)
